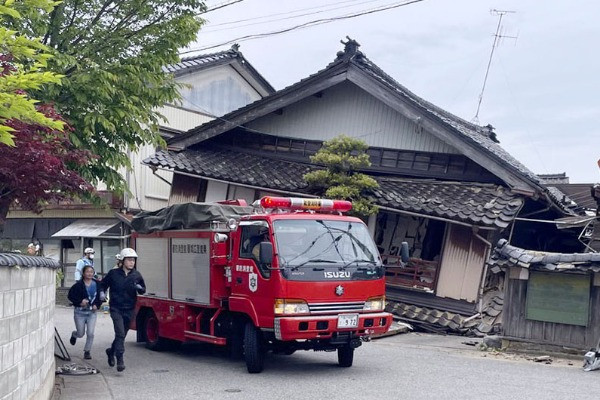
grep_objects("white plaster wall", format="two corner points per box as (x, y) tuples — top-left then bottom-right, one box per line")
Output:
(0, 266), (56, 400)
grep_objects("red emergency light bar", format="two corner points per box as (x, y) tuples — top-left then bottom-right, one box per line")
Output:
(260, 196), (352, 212)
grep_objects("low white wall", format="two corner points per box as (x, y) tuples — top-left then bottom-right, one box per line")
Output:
(0, 263), (56, 400)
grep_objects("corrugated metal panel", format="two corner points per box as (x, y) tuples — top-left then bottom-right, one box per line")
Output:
(126, 143), (171, 211)
(436, 224), (485, 302)
(246, 81), (459, 154)
(158, 105), (213, 131)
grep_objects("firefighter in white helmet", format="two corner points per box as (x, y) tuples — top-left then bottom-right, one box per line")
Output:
(74, 247), (95, 281)
(100, 247), (146, 372)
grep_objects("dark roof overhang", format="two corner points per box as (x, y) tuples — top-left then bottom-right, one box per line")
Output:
(145, 147), (524, 229)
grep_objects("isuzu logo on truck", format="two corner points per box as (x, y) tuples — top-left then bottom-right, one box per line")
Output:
(324, 271), (351, 279)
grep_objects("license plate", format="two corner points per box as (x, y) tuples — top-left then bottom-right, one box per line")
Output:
(337, 314), (359, 329)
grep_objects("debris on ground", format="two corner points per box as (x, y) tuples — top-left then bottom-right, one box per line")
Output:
(533, 355), (552, 363)
(56, 363), (98, 376)
(483, 335), (502, 349)
(371, 320), (413, 339)
(385, 290), (504, 336)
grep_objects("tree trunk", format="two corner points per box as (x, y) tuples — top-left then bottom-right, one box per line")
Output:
(0, 200), (9, 239)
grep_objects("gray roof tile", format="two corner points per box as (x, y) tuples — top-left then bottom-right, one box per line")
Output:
(146, 147), (524, 228)
(489, 238), (600, 272)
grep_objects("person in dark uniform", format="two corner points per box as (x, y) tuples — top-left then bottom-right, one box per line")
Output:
(100, 248), (145, 372)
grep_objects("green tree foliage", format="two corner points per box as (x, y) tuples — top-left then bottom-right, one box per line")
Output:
(4, 0), (205, 190)
(0, 0), (63, 146)
(304, 135), (379, 217)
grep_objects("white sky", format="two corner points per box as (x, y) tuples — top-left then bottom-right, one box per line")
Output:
(190, 0), (600, 183)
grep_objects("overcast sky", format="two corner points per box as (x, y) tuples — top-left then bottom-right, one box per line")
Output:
(190, 0), (599, 183)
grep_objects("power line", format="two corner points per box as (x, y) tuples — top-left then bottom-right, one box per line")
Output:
(202, 0), (385, 33)
(205, 0), (369, 28)
(181, 0), (425, 55)
(199, 0), (245, 15)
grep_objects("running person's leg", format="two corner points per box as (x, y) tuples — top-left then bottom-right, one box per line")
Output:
(71, 309), (87, 345)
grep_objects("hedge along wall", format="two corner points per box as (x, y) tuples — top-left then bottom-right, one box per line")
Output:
(0, 254), (59, 400)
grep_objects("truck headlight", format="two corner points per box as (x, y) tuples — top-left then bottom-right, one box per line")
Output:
(274, 299), (309, 315)
(363, 296), (385, 311)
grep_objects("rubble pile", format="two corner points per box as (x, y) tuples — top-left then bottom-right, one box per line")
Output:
(385, 291), (504, 337)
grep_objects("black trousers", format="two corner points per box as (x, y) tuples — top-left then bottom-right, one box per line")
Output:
(110, 308), (134, 358)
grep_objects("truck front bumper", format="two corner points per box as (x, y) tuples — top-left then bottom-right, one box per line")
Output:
(273, 312), (392, 341)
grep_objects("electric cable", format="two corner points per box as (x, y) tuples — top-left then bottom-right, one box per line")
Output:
(181, 0), (425, 55)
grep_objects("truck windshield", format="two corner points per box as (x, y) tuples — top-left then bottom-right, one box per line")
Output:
(273, 219), (383, 281)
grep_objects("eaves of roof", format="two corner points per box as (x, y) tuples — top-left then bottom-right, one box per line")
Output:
(488, 238), (600, 272)
(144, 146), (525, 229)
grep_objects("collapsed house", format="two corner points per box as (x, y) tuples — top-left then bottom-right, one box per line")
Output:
(488, 239), (600, 349)
(145, 39), (587, 335)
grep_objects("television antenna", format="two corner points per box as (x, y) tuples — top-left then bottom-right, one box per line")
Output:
(472, 9), (518, 124)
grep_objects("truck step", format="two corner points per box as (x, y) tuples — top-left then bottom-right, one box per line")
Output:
(183, 330), (227, 346)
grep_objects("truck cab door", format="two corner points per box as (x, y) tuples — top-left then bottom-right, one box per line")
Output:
(231, 223), (275, 326)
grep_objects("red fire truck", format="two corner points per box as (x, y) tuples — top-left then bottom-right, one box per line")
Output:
(130, 196), (392, 373)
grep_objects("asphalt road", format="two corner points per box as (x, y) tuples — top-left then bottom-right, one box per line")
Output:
(54, 306), (600, 400)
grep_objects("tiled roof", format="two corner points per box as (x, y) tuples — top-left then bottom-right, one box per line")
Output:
(0, 253), (60, 268)
(374, 179), (523, 229)
(488, 238), (600, 272)
(145, 147), (524, 228)
(168, 39), (542, 192)
(146, 148), (312, 192)
(162, 45), (275, 93)
(163, 48), (240, 74)
(386, 299), (502, 336)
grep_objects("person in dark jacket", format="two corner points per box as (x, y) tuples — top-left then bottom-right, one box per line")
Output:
(101, 247), (146, 372)
(67, 265), (104, 360)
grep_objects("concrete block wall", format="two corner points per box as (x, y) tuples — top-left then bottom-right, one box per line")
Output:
(0, 265), (56, 400)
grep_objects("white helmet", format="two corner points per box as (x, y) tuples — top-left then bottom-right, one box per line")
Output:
(84, 247), (95, 254)
(120, 248), (138, 259)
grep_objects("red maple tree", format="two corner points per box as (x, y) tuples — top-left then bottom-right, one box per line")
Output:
(0, 104), (94, 230)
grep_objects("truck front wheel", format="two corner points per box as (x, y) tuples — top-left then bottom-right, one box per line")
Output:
(337, 345), (354, 367)
(244, 322), (265, 373)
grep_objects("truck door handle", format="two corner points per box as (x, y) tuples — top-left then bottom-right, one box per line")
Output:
(236, 277), (242, 284)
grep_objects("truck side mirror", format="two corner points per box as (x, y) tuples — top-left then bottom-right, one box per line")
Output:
(400, 241), (410, 263)
(259, 242), (273, 265)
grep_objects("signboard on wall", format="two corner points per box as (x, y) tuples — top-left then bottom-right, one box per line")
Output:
(171, 238), (210, 304)
(526, 271), (591, 326)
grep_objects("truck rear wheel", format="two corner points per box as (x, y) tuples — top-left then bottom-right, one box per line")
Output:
(144, 312), (167, 351)
(244, 322), (265, 373)
(337, 345), (354, 367)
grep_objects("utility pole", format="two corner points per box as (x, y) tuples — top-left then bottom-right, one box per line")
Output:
(472, 9), (517, 124)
